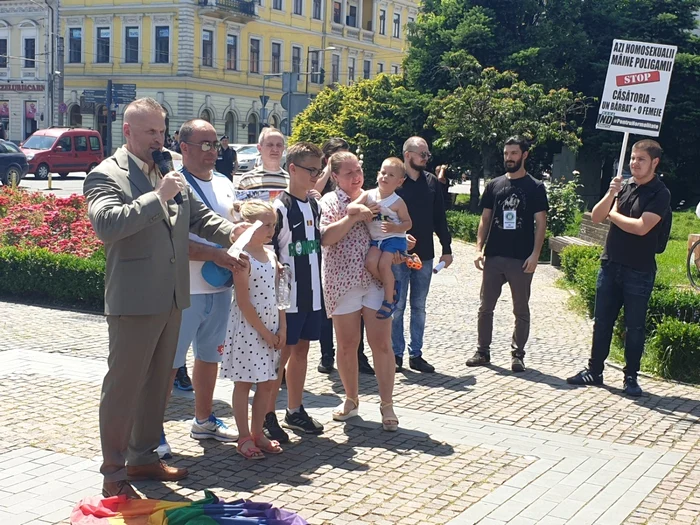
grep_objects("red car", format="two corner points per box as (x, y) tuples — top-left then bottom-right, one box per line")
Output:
(21, 127), (104, 179)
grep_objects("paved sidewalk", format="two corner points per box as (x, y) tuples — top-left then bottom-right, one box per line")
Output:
(1, 238), (700, 524)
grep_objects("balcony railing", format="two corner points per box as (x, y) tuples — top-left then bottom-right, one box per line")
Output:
(199, 0), (257, 17)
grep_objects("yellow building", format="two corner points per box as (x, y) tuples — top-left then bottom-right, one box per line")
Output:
(0, 0), (56, 141)
(59, 0), (417, 150)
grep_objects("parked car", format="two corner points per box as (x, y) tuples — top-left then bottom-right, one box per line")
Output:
(20, 127), (104, 180)
(0, 140), (28, 186)
(233, 144), (260, 173)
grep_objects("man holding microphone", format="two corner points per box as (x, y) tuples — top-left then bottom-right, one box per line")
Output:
(84, 98), (248, 500)
(567, 139), (670, 397)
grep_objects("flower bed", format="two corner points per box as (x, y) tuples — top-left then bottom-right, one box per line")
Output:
(0, 187), (104, 310)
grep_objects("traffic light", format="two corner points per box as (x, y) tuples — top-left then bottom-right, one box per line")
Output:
(319, 68), (325, 84)
(110, 110), (117, 122)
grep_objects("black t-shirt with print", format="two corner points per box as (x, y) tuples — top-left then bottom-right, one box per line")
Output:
(602, 176), (671, 273)
(480, 173), (549, 260)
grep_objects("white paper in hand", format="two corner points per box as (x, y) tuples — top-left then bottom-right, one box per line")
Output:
(228, 220), (262, 257)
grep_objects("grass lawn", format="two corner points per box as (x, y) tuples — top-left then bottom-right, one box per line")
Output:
(657, 210), (699, 287)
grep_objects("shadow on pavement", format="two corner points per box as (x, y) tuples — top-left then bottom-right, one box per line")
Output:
(487, 363), (573, 390)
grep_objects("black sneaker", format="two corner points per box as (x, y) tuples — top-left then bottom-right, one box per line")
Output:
(359, 357), (375, 375)
(263, 412), (290, 443)
(623, 375), (642, 397)
(395, 355), (403, 372)
(283, 405), (324, 434)
(511, 356), (525, 373)
(566, 368), (604, 386)
(409, 356), (435, 373)
(173, 366), (193, 391)
(317, 359), (334, 374)
(466, 351), (490, 367)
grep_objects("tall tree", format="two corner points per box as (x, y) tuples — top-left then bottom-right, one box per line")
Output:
(429, 68), (589, 211)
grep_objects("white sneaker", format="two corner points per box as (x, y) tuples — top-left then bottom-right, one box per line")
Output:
(157, 431), (172, 459)
(190, 414), (238, 442)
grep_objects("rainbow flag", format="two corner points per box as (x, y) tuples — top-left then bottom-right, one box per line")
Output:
(71, 490), (308, 524)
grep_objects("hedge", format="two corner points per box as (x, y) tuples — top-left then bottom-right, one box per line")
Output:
(0, 246), (104, 311)
(559, 244), (700, 383)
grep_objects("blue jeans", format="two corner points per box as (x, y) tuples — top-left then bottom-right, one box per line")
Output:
(391, 259), (433, 359)
(589, 260), (655, 378)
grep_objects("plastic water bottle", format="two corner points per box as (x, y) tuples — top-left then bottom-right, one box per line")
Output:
(277, 264), (292, 310)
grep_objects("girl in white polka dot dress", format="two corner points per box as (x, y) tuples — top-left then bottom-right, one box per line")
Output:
(221, 200), (287, 459)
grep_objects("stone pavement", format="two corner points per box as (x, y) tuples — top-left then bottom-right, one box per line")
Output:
(1, 238), (700, 524)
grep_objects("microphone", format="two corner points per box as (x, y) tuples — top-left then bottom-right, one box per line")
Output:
(152, 149), (183, 204)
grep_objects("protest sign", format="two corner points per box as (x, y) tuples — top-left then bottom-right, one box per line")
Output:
(597, 39), (677, 137)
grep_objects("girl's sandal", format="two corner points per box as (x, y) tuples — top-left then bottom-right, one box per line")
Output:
(253, 435), (283, 454)
(236, 436), (265, 460)
(380, 401), (399, 432)
(333, 397), (360, 421)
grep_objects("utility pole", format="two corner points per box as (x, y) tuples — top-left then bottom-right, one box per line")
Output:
(105, 80), (112, 155)
(57, 37), (64, 126)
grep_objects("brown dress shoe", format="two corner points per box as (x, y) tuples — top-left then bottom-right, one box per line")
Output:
(127, 460), (189, 482)
(102, 480), (142, 499)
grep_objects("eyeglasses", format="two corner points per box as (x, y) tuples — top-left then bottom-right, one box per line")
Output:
(407, 150), (432, 160)
(294, 164), (322, 178)
(183, 141), (221, 152)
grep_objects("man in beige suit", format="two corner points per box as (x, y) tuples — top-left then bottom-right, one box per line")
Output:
(84, 98), (248, 499)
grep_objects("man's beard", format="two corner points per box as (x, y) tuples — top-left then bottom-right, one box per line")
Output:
(504, 159), (522, 173)
(409, 158), (425, 172)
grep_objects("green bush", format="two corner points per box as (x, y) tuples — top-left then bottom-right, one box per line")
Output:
(446, 210), (480, 243)
(547, 177), (583, 236)
(571, 256), (601, 317)
(647, 287), (700, 332)
(560, 244), (602, 282)
(0, 246), (104, 311)
(647, 317), (700, 383)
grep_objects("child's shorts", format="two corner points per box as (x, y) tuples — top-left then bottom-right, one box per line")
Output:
(370, 236), (407, 254)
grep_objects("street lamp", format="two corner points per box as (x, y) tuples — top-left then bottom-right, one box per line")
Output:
(305, 46), (336, 94)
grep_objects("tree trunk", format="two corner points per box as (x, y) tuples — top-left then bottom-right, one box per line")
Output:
(470, 148), (492, 213)
(600, 156), (614, 200)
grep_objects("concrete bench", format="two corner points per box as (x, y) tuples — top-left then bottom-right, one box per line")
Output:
(550, 212), (609, 267)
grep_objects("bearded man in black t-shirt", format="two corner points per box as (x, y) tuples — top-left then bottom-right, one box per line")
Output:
(467, 136), (549, 373)
(568, 139), (670, 397)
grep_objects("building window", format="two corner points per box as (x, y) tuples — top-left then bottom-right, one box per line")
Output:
(310, 51), (319, 83)
(379, 9), (386, 35)
(333, 1), (341, 23)
(155, 26), (169, 63)
(202, 29), (213, 67)
(293, 0), (302, 15)
(250, 38), (260, 73)
(0, 40), (7, 69)
(392, 64), (399, 74)
(96, 27), (110, 63)
(273, 0), (282, 9)
(271, 42), (281, 74)
(331, 54), (339, 83)
(292, 46), (301, 75)
(313, 0), (321, 20)
(378, 62), (384, 74)
(124, 27), (139, 63)
(226, 34), (237, 70)
(347, 5), (357, 27)
(408, 16), (414, 24)
(68, 28), (81, 63)
(393, 13), (400, 38)
(24, 38), (35, 68)
(348, 57), (355, 83)
(363, 59), (370, 79)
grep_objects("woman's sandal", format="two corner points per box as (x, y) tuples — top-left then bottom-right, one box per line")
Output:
(376, 300), (396, 319)
(380, 401), (399, 432)
(332, 397), (360, 421)
(253, 435), (283, 454)
(236, 436), (265, 460)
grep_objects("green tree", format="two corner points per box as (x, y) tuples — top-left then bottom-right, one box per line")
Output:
(429, 68), (589, 211)
(291, 75), (432, 184)
(406, 0), (700, 201)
